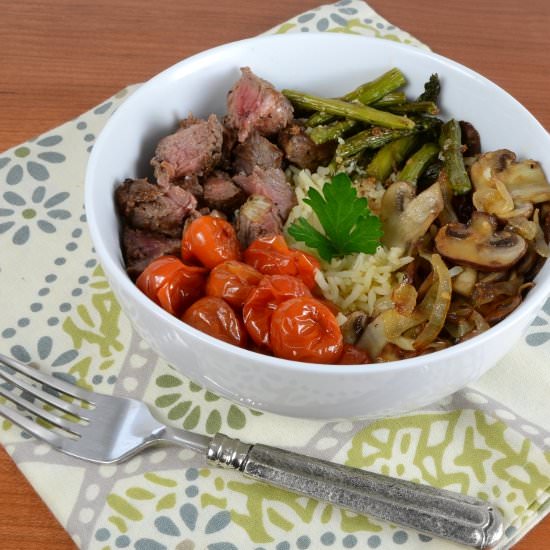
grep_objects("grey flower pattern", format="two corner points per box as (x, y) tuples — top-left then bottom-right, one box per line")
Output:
(526, 296), (550, 346)
(0, 185), (71, 244)
(0, 134), (66, 186)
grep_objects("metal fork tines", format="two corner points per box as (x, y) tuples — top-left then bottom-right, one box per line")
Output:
(0, 352), (504, 549)
(0, 353), (94, 440)
(0, 352), (210, 462)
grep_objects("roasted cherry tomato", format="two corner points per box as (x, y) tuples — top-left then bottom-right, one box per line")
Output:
(136, 256), (207, 316)
(243, 235), (320, 289)
(337, 344), (371, 365)
(181, 215), (241, 269)
(243, 275), (312, 348)
(182, 296), (247, 347)
(270, 297), (343, 363)
(206, 260), (263, 309)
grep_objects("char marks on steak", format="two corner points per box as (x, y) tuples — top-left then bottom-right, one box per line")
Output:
(115, 178), (196, 238)
(226, 67), (294, 143)
(122, 226), (181, 280)
(151, 114), (223, 187)
(235, 195), (283, 248)
(278, 121), (335, 170)
(233, 166), (296, 221)
(233, 131), (284, 175)
(203, 171), (247, 212)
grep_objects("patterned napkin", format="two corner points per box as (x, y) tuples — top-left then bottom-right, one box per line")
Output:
(1, 1), (549, 549)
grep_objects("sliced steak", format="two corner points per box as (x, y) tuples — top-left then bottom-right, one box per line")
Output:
(175, 174), (204, 202)
(203, 171), (247, 212)
(219, 124), (238, 171)
(115, 178), (196, 238)
(122, 226), (181, 280)
(151, 114), (223, 187)
(235, 195), (283, 248)
(226, 67), (293, 143)
(233, 131), (283, 175)
(233, 166), (296, 221)
(278, 121), (335, 170)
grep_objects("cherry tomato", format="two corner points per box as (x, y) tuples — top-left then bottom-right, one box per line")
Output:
(270, 297), (343, 363)
(243, 235), (320, 289)
(206, 260), (263, 309)
(337, 344), (371, 365)
(136, 256), (207, 316)
(243, 275), (312, 348)
(182, 296), (247, 347)
(181, 215), (241, 269)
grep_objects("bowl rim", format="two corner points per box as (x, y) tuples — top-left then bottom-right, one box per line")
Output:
(85, 32), (550, 377)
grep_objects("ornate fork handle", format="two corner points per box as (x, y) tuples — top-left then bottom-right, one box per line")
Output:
(206, 434), (503, 549)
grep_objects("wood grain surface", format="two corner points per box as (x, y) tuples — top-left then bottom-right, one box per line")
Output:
(0, 1), (548, 548)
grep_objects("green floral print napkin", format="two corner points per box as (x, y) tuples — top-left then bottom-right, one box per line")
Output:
(1, 1), (549, 549)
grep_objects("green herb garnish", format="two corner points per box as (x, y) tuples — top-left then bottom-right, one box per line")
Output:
(288, 173), (383, 261)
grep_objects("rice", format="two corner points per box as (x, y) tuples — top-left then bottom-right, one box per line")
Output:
(285, 167), (414, 316)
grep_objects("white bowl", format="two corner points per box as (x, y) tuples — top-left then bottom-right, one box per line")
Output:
(85, 33), (550, 419)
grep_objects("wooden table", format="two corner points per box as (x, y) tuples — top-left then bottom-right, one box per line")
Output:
(0, 1), (548, 547)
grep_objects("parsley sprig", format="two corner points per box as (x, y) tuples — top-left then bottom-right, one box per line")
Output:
(288, 173), (383, 261)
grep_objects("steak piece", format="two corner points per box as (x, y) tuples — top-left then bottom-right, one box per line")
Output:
(226, 67), (293, 143)
(121, 226), (181, 280)
(233, 131), (284, 175)
(278, 121), (335, 170)
(235, 195), (283, 248)
(115, 178), (196, 238)
(175, 174), (204, 202)
(233, 167), (296, 221)
(219, 124), (238, 171)
(151, 114), (223, 187)
(203, 171), (247, 212)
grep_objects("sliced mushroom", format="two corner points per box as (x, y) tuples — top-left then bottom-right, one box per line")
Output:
(380, 181), (443, 252)
(533, 209), (550, 258)
(340, 311), (368, 345)
(470, 149), (550, 218)
(435, 211), (527, 271)
(459, 121), (481, 157)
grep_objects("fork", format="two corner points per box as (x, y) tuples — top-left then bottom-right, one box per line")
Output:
(0, 352), (503, 549)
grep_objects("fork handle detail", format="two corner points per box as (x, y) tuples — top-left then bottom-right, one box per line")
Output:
(206, 434), (503, 549)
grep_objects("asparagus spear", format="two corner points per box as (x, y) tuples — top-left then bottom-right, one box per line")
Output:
(366, 135), (419, 183)
(334, 127), (411, 160)
(283, 89), (415, 130)
(335, 117), (438, 161)
(397, 142), (440, 185)
(372, 92), (407, 108)
(387, 101), (439, 115)
(308, 119), (359, 145)
(308, 92), (412, 145)
(439, 119), (471, 195)
(418, 73), (441, 103)
(305, 68), (407, 127)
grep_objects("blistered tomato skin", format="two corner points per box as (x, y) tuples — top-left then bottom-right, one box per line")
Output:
(181, 215), (241, 269)
(242, 275), (312, 348)
(206, 260), (263, 309)
(136, 256), (207, 316)
(182, 296), (247, 347)
(269, 297), (343, 363)
(244, 235), (320, 289)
